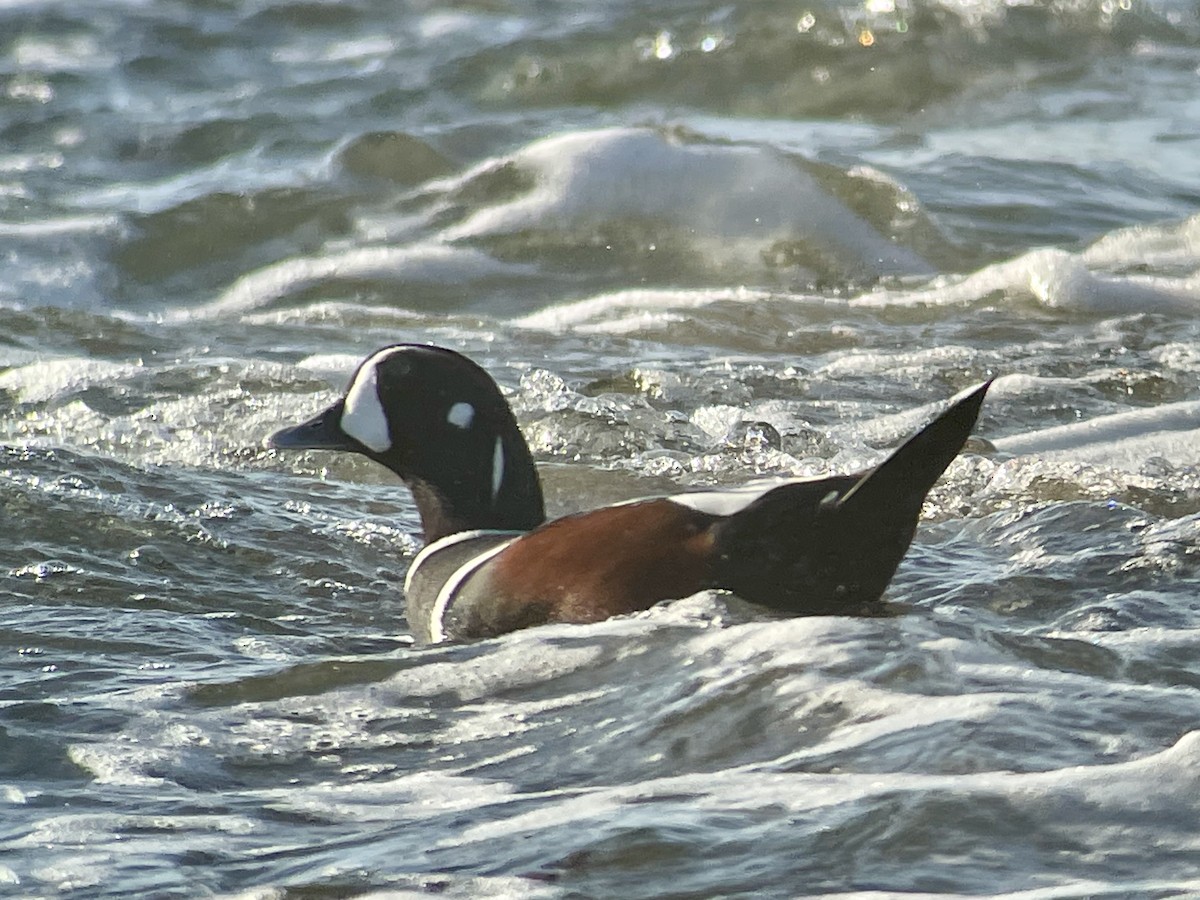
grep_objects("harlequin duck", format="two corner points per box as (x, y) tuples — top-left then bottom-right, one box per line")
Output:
(268, 344), (990, 643)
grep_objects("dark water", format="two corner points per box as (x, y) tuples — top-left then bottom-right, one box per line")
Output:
(3, 1), (1200, 896)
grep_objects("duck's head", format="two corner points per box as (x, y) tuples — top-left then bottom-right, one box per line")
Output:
(269, 344), (546, 542)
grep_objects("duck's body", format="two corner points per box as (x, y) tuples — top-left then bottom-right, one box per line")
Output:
(269, 344), (990, 643)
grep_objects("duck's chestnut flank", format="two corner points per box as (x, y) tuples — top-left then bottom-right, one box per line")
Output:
(269, 344), (991, 643)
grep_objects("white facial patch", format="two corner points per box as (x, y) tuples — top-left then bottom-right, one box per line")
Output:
(491, 437), (505, 502)
(340, 350), (402, 453)
(446, 401), (475, 430)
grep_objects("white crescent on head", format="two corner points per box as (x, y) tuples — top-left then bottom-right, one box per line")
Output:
(340, 346), (406, 453)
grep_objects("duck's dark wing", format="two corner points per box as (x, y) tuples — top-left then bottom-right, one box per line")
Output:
(710, 381), (991, 614)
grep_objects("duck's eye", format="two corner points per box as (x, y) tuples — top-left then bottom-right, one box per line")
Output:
(446, 402), (475, 430)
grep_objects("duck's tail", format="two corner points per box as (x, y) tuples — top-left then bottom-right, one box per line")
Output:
(709, 380), (992, 614)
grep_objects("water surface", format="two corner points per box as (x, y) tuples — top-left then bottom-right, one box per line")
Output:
(3, 0), (1200, 896)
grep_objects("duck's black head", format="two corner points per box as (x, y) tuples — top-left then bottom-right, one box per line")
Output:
(269, 344), (546, 542)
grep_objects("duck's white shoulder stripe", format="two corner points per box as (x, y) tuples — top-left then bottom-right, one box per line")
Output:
(427, 539), (517, 644)
(666, 476), (828, 517)
(405, 528), (515, 592)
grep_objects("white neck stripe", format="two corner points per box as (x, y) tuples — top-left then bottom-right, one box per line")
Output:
(491, 437), (505, 503)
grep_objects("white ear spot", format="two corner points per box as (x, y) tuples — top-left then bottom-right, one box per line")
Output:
(491, 437), (505, 502)
(446, 401), (475, 430)
(341, 362), (392, 452)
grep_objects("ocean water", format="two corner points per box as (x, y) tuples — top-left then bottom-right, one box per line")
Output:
(3, 0), (1200, 896)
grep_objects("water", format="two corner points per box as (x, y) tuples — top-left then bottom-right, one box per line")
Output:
(2, 0), (1200, 896)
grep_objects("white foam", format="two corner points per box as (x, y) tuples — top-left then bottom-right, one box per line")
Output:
(514, 286), (775, 333)
(0, 357), (144, 405)
(1082, 211), (1200, 270)
(454, 726), (1200, 843)
(851, 246), (1199, 314)
(188, 243), (531, 319)
(994, 399), (1200, 470)
(291, 352), (362, 385)
(442, 127), (934, 279)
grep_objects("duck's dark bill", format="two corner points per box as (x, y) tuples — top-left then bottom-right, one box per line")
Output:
(268, 404), (356, 451)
